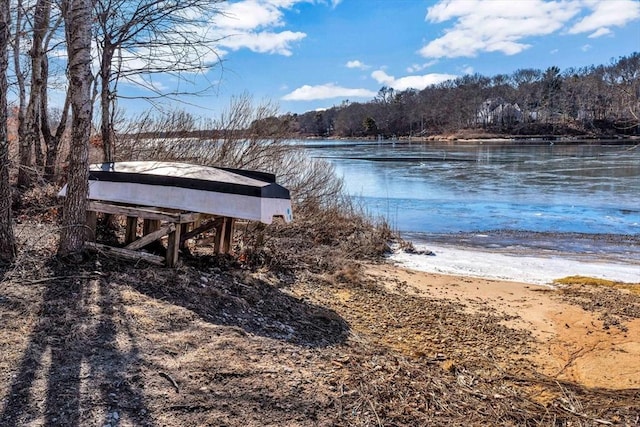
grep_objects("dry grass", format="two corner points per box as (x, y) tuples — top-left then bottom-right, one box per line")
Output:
(554, 275), (640, 295)
(2, 216), (640, 425)
(3, 108), (640, 425)
(552, 276), (640, 333)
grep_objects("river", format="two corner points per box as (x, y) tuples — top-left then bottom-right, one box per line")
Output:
(299, 139), (640, 271)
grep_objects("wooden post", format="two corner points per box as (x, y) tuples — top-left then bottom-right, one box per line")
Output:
(166, 223), (182, 267)
(179, 223), (190, 249)
(214, 217), (235, 254)
(85, 210), (97, 242)
(143, 219), (160, 235)
(214, 218), (226, 254)
(222, 218), (235, 254)
(125, 216), (138, 244)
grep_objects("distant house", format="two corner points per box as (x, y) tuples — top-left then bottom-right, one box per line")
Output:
(477, 99), (523, 127)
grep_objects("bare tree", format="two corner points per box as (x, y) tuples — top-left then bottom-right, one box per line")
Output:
(93, 0), (224, 162)
(13, 0), (30, 187)
(12, 0), (69, 185)
(57, 0), (93, 255)
(118, 94), (346, 212)
(0, 0), (15, 262)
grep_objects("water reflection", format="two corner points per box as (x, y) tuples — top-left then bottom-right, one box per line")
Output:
(303, 140), (640, 237)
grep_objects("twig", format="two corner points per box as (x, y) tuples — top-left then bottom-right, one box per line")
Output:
(557, 404), (613, 425)
(360, 383), (382, 427)
(6, 272), (105, 285)
(159, 372), (180, 393)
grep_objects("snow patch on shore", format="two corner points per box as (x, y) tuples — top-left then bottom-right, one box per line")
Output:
(390, 243), (639, 285)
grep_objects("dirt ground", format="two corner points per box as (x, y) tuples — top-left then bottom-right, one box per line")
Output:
(1, 220), (640, 426)
(366, 265), (640, 390)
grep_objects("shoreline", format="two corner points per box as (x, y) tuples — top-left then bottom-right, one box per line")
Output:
(402, 230), (640, 261)
(389, 239), (640, 285)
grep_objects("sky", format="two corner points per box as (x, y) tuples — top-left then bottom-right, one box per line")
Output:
(120, 0), (640, 117)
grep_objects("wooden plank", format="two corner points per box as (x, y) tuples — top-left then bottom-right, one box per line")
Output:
(143, 219), (160, 235)
(88, 201), (182, 222)
(166, 224), (182, 267)
(125, 223), (175, 251)
(222, 218), (235, 254)
(180, 217), (223, 243)
(178, 212), (202, 223)
(214, 218), (226, 253)
(85, 242), (165, 265)
(125, 216), (138, 244)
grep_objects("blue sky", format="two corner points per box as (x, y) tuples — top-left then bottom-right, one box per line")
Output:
(121, 0), (640, 117)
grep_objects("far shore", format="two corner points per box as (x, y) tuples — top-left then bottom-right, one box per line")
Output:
(298, 133), (640, 144)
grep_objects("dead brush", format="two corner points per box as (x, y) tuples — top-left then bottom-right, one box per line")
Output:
(332, 263), (363, 285)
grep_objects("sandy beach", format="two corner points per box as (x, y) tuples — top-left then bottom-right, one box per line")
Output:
(366, 260), (640, 390)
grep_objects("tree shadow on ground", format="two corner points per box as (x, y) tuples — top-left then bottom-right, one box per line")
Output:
(0, 259), (154, 426)
(0, 254), (350, 426)
(113, 255), (350, 347)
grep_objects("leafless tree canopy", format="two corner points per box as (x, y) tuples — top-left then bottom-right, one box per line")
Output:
(117, 94), (348, 215)
(292, 54), (640, 138)
(94, 0), (225, 161)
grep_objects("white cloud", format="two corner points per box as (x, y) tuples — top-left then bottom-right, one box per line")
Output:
(371, 70), (457, 91)
(218, 30), (306, 56)
(282, 83), (377, 101)
(346, 60), (370, 69)
(213, 0), (324, 56)
(581, 43), (592, 51)
(215, 0), (287, 30)
(460, 65), (474, 75)
(568, 0), (640, 36)
(587, 27), (612, 38)
(420, 0), (582, 58)
(406, 60), (438, 73)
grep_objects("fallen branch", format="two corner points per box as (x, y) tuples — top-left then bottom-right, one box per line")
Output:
(159, 372), (180, 393)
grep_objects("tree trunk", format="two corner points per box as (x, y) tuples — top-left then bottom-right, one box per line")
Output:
(100, 44), (115, 162)
(12, 0), (27, 182)
(58, 0), (94, 256)
(0, 0), (16, 262)
(42, 67), (71, 181)
(43, 92), (70, 181)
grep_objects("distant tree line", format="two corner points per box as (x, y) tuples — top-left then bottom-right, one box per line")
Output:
(284, 53), (639, 139)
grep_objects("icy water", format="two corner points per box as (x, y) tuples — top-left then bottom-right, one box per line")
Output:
(300, 139), (640, 264)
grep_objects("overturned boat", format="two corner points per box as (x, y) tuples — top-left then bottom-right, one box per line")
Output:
(59, 161), (293, 224)
(58, 161), (293, 266)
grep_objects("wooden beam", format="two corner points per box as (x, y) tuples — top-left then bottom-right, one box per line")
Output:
(222, 218), (235, 254)
(178, 212), (202, 223)
(180, 217), (223, 243)
(125, 216), (138, 244)
(85, 242), (165, 265)
(179, 223), (190, 249)
(214, 218), (226, 253)
(125, 223), (175, 251)
(88, 201), (183, 222)
(166, 224), (182, 267)
(143, 219), (160, 235)
(87, 202), (206, 226)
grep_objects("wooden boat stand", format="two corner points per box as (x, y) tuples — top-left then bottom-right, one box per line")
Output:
(84, 201), (235, 267)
